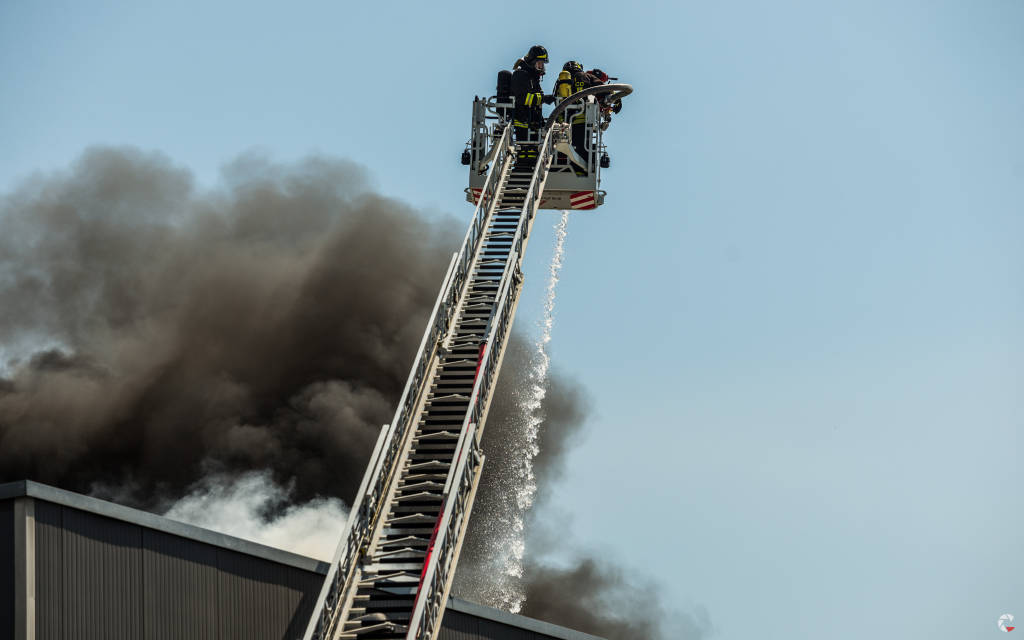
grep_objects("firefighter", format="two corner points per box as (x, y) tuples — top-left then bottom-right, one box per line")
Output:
(556, 60), (599, 173)
(511, 45), (554, 167)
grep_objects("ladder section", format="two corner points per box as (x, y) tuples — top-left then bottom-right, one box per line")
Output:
(341, 206), (526, 639)
(403, 132), (556, 640)
(496, 166), (537, 210)
(303, 125), (557, 640)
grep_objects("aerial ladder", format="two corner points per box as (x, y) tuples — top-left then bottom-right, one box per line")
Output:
(302, 80), (633, 640)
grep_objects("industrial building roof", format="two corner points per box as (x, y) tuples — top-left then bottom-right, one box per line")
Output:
(0, 480), (605, 640)
(0, 479), (329, 573)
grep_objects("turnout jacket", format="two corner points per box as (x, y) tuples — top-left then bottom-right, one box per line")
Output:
(510, 63), (546, 128)
(554, 69), (600, 123)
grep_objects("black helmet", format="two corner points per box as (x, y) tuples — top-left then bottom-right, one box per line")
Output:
(525, 45), (549, 64)
(563, 60), (583, 73)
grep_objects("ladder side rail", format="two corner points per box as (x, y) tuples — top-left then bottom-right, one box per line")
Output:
(404, 127), (548, 640)
(301, 422), (388, 640)
(352, 126), (508, 589)
(409, 138), (556, 638)
(302, 126), (514, 640)
(407, 421), (484, 640)
(443, 249), (519, 497)
(473, 126), (504, 176)
(450, 125), (514, 317)
(406, 252), (522, 640)
(352, 122), (509, 552)
(303, 250), (458, 640)
(509, 127), (557, 264)
(408, 128), (554, 634)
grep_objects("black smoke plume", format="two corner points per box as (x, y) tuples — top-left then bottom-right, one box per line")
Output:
(521, 557), (712, 640)
(0, 146), (458, 506)
(0, 147), (708, 639)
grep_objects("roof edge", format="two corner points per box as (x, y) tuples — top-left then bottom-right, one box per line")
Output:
(447, 598), (608, 640)
(0, 479), (331, 574)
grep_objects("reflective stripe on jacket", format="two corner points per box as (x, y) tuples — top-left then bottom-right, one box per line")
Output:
(511, 64), (546, 127)
(570, 71), (599, 124)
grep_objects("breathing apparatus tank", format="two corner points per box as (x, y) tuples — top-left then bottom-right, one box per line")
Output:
(495, 70), (512, 120)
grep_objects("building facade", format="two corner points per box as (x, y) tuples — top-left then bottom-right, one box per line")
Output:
(0, 481), (602, 640)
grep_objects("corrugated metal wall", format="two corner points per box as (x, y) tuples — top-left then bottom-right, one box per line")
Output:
(35, 501), (63, 640)
(0, 500), (13, 640)
(2, 494), (595, 640)
(214, 544), (321, 639)
(143, 528), (218, 639)
(32, 502), (321, 640)
(63, 505), (145, 639)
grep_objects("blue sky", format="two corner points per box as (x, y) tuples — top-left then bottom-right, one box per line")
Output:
(2, 1), (1023, 638)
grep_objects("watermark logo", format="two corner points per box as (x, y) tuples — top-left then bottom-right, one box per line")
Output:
(999, 614), (1015, 632)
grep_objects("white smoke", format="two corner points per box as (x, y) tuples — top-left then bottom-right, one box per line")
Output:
(489, 210), (571, 612)
(163, 470), (348, 560)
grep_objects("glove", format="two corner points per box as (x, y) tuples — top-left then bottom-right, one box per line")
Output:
(589, 69), (609, 83)
(542, 94), (556, 105)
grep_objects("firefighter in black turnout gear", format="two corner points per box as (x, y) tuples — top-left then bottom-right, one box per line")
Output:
(555, 60), (599, 173)
(511, 45), (554, 167)
(553, 62), (623, 174)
